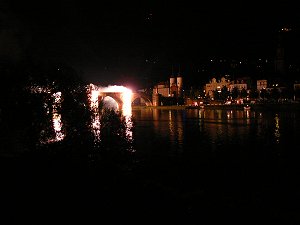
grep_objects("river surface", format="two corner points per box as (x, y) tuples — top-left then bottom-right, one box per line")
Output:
(1, 107), (300, 225)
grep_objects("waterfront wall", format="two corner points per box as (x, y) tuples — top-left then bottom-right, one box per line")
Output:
(132, 103), (300, 111)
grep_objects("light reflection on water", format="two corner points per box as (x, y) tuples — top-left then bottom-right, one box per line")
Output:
(38, 99), (299, 155)
(196, 109), (271, 147)
(168, 110), (184, 152)
(274, 114), (280, 144)
(131, 108), (299, 154)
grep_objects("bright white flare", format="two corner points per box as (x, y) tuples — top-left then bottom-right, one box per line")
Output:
(91, 90), (100, 109)
(89, 84), (132, 115)
(88, 84), (133, 142)
(120, 88), (133, 117)
(100, 85), (133, 116)
(88, 84), (101, 142)
(88, 84), (100, 110)
(31, 84), (133, 144)
(52, 92), (65, 142)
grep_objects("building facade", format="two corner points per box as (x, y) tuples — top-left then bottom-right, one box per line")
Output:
(257, 79), (268, 91)
(153, 74), (183, 98)
(205, 77), (230, 98)
(152, 72), (183, 106)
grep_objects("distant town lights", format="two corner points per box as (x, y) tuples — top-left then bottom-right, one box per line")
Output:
(281, 27), (291, 32)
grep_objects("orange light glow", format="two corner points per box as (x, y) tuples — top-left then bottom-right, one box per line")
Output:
(87, 84), (133, 142)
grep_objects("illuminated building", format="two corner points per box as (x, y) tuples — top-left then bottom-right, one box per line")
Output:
(152, 67), (183, 105)
(257, 80), (268, 91)
(205, 77), (230, 98)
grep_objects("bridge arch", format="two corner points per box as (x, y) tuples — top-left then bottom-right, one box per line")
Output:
(100, 96), (119, 111)
(98, 92), (124, 111)
(131, 93), (153, 106)
(97, 91), (153, 111)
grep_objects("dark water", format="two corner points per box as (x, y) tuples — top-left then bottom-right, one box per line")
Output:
(131, 108), (300, 224)
(1, 108), (300, 225)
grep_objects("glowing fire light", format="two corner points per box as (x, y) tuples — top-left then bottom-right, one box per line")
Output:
(121, 89), (133, 117)
(91, 84), (132, 115)
(88, 84), (133, 142)
(41, 91), (65, 144)
(91, 90), (100, 109)
(88, 84), (101, 142)
(31, 83), (133, 145)
(52, 92), (65, 142)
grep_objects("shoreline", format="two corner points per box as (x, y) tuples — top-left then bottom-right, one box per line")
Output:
(132, 103), (300, 111)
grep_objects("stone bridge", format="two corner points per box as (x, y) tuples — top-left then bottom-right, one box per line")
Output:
(98, 91), (152, 110)
(131, 92), (153, 106)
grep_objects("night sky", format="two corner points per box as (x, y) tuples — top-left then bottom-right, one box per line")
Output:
(1, 0), (299, 88)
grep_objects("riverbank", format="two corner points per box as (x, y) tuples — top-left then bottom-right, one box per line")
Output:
(132, 103), (300, 111)
(132, 105), (187, 110)
(132, 104), (246, 110)
(251, 103), (300, 111)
